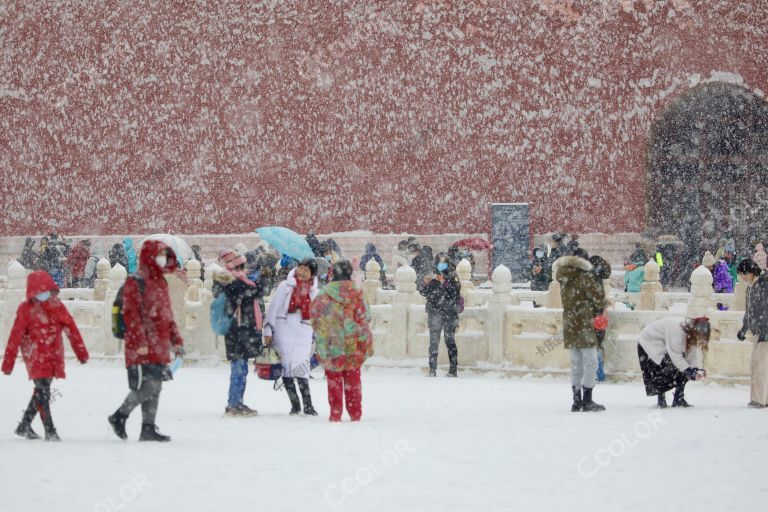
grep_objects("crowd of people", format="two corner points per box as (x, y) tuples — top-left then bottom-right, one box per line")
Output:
(3, 230), (765, 443)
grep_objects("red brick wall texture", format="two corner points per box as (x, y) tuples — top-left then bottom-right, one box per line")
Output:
(1, 1), (766, 236)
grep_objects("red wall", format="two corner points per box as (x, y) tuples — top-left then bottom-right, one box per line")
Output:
(1, 1), (766, 236)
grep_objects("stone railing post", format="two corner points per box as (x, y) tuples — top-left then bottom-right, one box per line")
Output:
(185, 259), (202, 302)
(456, 258), (475, 306)
(103, 263), (127, 356)
(391, 266), (417, 359)
(93, 258), (113, 301)
(687, 265), (713, 317)
(1, 260), (27, 350)
(546, 261), (562, 309)
(488, 265), (512, 364)
(640, 259), (662, 310)
(363, 259), (382, 305)
(732, 279), (747, 311)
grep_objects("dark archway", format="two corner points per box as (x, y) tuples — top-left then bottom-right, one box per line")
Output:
(646, 82), (768, 285)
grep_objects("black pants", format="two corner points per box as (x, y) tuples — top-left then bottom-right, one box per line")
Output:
(638, 345), (687, 396)
(428, 314), (458, 370)
(20, 378), (55, 432)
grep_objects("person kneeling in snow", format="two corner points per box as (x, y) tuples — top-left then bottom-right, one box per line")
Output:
(2, 271), (89, 441)
(107, 241), (185, 442)
(637, 317), (709, 408)
(311, 260), (374, 422)
(555, 249), (606, 412)
(264, 258), (319, 416)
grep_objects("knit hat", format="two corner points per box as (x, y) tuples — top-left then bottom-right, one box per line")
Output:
(701, 251), (716, 267)
(219, 249), (246, 271)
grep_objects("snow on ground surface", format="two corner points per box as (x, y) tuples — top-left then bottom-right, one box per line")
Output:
(0, 361), (765, 512)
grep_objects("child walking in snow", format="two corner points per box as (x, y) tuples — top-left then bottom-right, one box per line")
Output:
(2, 271), (89, 440)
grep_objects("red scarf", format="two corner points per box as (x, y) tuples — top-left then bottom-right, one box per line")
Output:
(288, 277), (313, 320)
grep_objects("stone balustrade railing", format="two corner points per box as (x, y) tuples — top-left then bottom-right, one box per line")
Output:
(0, 257), (753, 382)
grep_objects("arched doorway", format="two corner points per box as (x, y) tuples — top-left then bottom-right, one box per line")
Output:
(646, 81), (768, 285)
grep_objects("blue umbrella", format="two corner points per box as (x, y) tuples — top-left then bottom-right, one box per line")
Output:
(256, 226), (315, 261)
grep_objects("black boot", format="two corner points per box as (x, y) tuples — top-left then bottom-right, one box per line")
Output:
(297, 378), (318, 416)
(283, 377), (301, 415)
(571, 386), (582, 412)
(108, 411), (128, 440)
(15, 422), (41, 440)
(45, 428), (60, 442)
(427, 368), (437, 377)
(672, 384), (692, 408)
(447, 347), (458, 377)
(581, 387), (606, 412)
(139, 423), (171, 442)
(657, 393), (668, 408)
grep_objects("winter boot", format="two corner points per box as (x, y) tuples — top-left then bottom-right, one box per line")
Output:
(427, 368), (437, 377)
(139, 423), (171, 442)
(45, 428), (60, 442)
(237, 404), (258, 416)
(108, 412), (128, 440)
(297, 378), (318, 416)
(672, 384), (692, 408)
(447, 351), (458, 378)
(571, 386), (582, 412)
(446, 367), (458, 377)
(14, 422), (41, 440)
(283, 377), (301, 415)
(581, 387), (606, 412)
(657, 393), (668, 408)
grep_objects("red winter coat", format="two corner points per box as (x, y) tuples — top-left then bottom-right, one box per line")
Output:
(67, 241), (90, 279)
(123, 240), (184, 367)
(2, 271), (89, 380)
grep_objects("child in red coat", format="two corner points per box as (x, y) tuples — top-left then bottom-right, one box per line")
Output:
(2, 271), (89, 440)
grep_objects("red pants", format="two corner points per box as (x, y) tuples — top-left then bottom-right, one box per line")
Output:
(325, 368), (362, 421)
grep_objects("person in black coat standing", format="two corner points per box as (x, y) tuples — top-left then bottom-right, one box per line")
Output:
(737, 258), (768, 407)
(420, 253), (462, 377)
(215, 250), (270, 416)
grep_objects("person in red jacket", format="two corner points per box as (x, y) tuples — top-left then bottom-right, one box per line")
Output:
(107, 240), (185, 442)
(2, 271), (89, 441)
(66, 239), (91, 287)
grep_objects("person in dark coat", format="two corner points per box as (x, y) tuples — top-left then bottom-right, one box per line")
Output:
(530, 247), (550, 292)
(42, 235), (66, 287)
(18, 237), (40, 270)
(107, 241), (185, 442)
(737, 258), (768, 407)
(306, 232), (324, 257)
(359, 243), (387, 286)
(555, 249), (606, 412)
(216, 250), (269, 416)
(629, 242), (647, 264)
(420, 253), (461, 377)
(412, 245), (435, 290)
(190, 244), (205, 281)
(589, 255), (611, 382)
(109, 243), (129, 270)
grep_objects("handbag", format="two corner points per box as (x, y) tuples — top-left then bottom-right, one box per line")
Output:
(254, 348), (283, 381)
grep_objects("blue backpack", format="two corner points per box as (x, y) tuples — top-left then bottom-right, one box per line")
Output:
(210, 294), (233, 335)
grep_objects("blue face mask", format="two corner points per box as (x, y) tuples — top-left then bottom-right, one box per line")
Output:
(436, 262), (448, 272)
(35, 291), (51, 302)
(324, 255), (332, 262)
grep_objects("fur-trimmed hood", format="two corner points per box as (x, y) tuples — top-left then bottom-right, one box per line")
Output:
(553, 255), (592, 280)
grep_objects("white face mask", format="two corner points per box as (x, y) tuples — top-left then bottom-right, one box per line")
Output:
(35, 291), (51, 302)
(155, 255), (167, 268)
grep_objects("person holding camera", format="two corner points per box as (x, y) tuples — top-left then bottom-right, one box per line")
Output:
(420, 253), (461, 377)
(637, 317), (710, 408)
(736, 258), (768, 408)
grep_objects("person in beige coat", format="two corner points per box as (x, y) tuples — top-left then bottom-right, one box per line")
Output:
(736, 258), (768, 408)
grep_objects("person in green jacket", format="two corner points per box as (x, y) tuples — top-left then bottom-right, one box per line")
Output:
(623, 261), (645, 292)
(555, 249), (607, 412)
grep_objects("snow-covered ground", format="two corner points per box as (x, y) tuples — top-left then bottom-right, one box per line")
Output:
(0, 362), (764, 512)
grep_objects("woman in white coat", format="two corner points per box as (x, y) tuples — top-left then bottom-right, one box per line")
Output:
(264, 258), (319, 415)
(637, 316), (709, 408)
